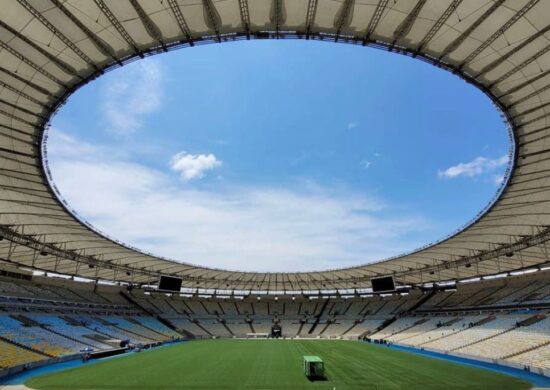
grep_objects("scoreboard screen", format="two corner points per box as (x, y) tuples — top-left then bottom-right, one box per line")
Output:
(158, 276), (183, 292)
(371, 276), (396, 293)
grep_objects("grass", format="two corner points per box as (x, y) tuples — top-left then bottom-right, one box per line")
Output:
(26, 339), (532, 390)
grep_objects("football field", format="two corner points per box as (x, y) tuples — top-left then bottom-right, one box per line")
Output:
(26, 339), (532, 389)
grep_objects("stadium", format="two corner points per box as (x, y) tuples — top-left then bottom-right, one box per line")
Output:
(0, 0), (550, 389)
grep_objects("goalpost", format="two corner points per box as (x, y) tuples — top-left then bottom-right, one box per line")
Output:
(246, 333), (270, 339)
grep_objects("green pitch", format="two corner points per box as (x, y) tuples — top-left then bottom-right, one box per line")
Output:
(26, 339), (531, 390)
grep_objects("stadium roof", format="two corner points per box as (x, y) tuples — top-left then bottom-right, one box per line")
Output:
(0, 0), (549, 292)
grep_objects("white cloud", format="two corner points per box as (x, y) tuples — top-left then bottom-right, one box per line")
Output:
(347, 121), (358, 129)
(493, 174), (505, 186)
(360, 160), (371, 169)
(438, 155), (509, 179)
(101, 59), (162, 133)
(210, 139), (229, 145)
(47, 130), (430, 272)
(170, 152), (222, 181)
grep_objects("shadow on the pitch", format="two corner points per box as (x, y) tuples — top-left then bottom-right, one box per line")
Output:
(307, 375), (328, 382)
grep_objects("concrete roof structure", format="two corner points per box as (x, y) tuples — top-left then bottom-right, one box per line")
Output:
(0, 0), (549, 292)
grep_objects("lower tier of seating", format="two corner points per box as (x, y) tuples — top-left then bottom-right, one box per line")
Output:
(0, 339), (45, 369)
(368, 313), (550, 372)
(0, 312), (185, 372)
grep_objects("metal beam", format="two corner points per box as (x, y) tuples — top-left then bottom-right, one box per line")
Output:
(477, 24), (550, 79)
(459, 0), (540, 69)
(333, 0), (354, 42)
(203, 0), (222, 42)
(417, 0), (462, 52)
(363, 0), (388, 44)
(49, 0), (120, 64)
(16, 0), (96, 68)
(237, 0), (251, 39)
(438, 0), (505, 59)
(392, 0), (427, 45)
(128, 0), (164, 46)
(305, 0), (318, 39)
(0, 41), (64, 86)
(94, 0), (139, 52)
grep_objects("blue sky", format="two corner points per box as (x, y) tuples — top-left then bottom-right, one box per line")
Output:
(47, 40), (510, 272)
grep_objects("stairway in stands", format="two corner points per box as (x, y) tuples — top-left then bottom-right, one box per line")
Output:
(220, 320), (234, 336)
(193, 321), (213, 337)
(121, 290), (182, 335)
(450, 315), (543, 352)
(341, 321), (360, 337)
(366, 290), (437, 338)
(308, 299), (330, 334)
(417, 316), (494, 347)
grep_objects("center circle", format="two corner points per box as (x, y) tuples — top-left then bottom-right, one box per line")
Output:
(45, 40), (510, 273)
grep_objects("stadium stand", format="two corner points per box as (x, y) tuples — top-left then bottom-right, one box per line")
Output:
(5, 269), (550, 376)
(27, 315), (112, 350)
(0, 339), (45, 369)
(134, 317), (182, 339)
(1, 0), (550, 383)
(225, 321), (250, 337)
(0, 315), (77, 357)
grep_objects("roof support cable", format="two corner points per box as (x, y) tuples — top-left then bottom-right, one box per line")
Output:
(333, 0), (355, 42)
(0, 20), (80, 78)
(362, 0), (388, 45)
(395, 226), (550, 281)
(305, 0), (318, 39)
(0, 224), (157, 280)
(458, 0), (540, 70)
(93, 0), (140, 54)
(128, 0), (165, 49)
(416, 0), (462, 53)
(0, 145), (35, 159)
(0, 66), (53, 97)
(16, 0), (99, 72)
(507, 84), (550, 109)
(499, 69), (550, 99)
(0, 41), (64, 87)
(0, 80), (49, 109)
(391, 0), (427, 48)
(519, 110), (550, 127)
(237, 0), (251, 39)
(438, 0), (505, 60)
(202, 0), (222, 42)
(512, 100), (550, 121)
(0, 107), (39, 127)
(477, 24), (550, 79)
(0, 126), (38, 145)
(49, 0), (121, 66)
(270, 0), (286, 38)
(167, 0), (194, 45)
(489, 43), (550, 88)
(0, 97), (47, 121)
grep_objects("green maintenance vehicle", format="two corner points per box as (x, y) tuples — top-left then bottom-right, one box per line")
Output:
(303, 356), (325, 379)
